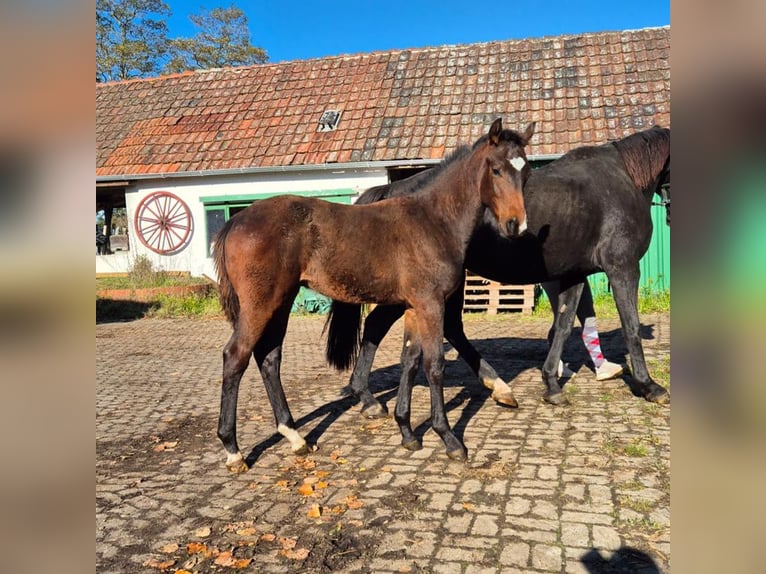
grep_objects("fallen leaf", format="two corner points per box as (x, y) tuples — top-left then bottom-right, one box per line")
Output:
(194, 526), (211, 538)
(330, 505), (346, 515)
(173, 570), (192, 574)
(214, 552), (237, 567)
(298, 483), (314, 496)
(462, 502), (476, 511)
(307, 503), (322, 518)
(153, 441), (178, 452)
(342, 495), (363, 509)
(275, 480), (290, 490)
(236, 527), (257, 536)
(280, 547), (309, 560)
(296, 458), (316, 470)
(330, 449), (342, 461)
(160, 543), (179, 554)
(316, 481), (328, 489)
(278, 537), (297, 550)
(143, 558), (175, 570)
(186, 542), (208, 555)
(314, 470), (330, 478)
(261, 533), (276, 542)
(233, 558), (253, 568)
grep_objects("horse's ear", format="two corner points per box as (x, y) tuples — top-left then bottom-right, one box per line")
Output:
(521, 121), (536, 145)
(489, 118), (503, 145)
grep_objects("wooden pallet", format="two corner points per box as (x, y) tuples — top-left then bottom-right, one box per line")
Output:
(463, 272), (535, 314)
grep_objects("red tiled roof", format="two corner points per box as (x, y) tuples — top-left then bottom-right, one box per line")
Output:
(96, 26), (669, 178)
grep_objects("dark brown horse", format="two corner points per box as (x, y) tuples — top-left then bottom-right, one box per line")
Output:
(326, 126), (670, 412)
(213, 118), (534, 470)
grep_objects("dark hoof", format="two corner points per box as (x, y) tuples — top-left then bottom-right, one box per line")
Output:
(446, 447), (468, 461)
(292, 443), (311, 456)
(543, 391), (569, 406)
(645, 385), (670, 405)
(402, 439), (422, 451)
(361, 402), (388, 419)
(491, 389), (519, 408)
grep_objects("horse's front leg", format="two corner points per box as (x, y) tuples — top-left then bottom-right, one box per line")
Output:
(542, 281), (584, 405)
(394, 310), (423, 451)
(443, 287), (518, 407)
(350, 304), (405, 417)
(416, 303), (467, 460)
(608, 265), (669, 404)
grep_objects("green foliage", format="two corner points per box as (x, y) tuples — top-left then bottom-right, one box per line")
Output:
(532, 284), (670, 319)
(97, 0), (171, 82)
(165, 6), (267, 73)
(97, 2), (268, 82)
(145, 292), (222, 318)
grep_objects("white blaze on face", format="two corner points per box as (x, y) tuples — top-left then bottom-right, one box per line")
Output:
(510, 156), (526, 171)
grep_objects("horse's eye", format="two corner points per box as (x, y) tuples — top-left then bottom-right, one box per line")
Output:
(492, 168), (501, 176)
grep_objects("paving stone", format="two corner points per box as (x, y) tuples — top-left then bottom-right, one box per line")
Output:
(97, 313), (670, 573)
(531, 543), (563, 571)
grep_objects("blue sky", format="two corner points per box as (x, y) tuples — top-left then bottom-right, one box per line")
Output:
(164, 0), (670, 64)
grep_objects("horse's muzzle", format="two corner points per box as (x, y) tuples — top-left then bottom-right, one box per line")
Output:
(505, 217), (527, 238)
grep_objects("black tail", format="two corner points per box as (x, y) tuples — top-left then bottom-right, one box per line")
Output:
(324, 301), (364, 371)
(212, 217), (240, 325)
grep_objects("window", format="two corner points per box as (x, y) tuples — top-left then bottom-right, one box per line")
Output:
(201, 189), (357, 257)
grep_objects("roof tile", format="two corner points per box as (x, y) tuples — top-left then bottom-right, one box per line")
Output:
(97, 27), (670, 176)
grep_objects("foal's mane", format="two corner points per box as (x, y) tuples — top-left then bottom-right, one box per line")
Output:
(354, 145), (472, 205)
(612, 126), (670, 190)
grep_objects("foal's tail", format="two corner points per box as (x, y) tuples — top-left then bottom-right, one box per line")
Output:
(213, 218), (240, 325)
(324, 301), (364, 371)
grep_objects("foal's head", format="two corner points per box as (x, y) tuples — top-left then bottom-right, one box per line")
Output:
(478, 118), (535, 238)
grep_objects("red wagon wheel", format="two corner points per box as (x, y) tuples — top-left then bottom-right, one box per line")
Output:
(134, 191), (192, 255)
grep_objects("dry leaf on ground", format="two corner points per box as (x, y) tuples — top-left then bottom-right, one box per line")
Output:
(280, 547), (309, 560)
(142, 558), (175, 570)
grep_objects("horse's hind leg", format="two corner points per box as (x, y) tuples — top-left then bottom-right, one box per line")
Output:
(542, 281), (584, 405)
(349, 305), (404, 417)
(443, 288), (518, 407)
(416, 303), (467, 461)
(219, 324), (263, 473)
(608, 265), (669, 404)
(395, 310), (423, 451)
(254, 298), (310, 456)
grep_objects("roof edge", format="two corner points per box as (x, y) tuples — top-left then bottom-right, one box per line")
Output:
(95, 154), (563, 183)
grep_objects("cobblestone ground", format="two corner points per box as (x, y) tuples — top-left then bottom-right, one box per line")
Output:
(96, 312), (670, 573)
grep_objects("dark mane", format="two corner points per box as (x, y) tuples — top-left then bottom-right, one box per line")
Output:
(354, 145), (472, 205)
(612, 126), (670, 190)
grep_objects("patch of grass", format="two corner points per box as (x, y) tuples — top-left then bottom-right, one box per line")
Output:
(96, 255), (209, 291)
(145, 292), (223, 319)
(624, 441), (649, 457)
(617, 479), (645, 492)
(647, 356), (670, 389)
(532, 285), (669, 319)
(620, 516), (663, 533)
(619, 496), (654, 513)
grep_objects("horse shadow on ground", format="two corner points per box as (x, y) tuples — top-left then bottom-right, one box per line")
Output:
(245, 322), (656, 465)
(96, 298), (158, 324)
(581, 546), (661, 573)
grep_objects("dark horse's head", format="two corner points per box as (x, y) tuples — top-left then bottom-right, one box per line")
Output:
(477, 118), (536, 238)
